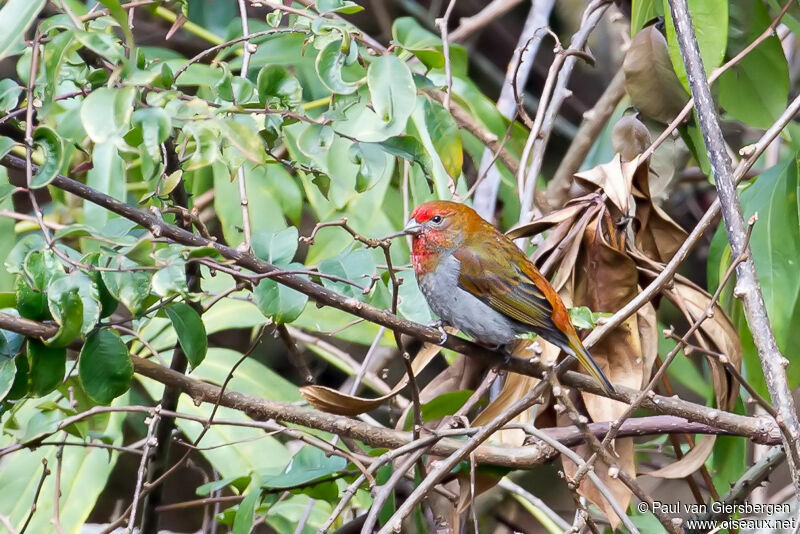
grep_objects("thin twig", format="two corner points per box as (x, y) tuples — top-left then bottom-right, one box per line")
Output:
(125, 406), (161, 533)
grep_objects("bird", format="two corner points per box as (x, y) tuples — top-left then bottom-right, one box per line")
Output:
(396, 200), (615, 395)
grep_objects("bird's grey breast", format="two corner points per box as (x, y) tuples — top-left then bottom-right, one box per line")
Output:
(416, 254), (521, 345)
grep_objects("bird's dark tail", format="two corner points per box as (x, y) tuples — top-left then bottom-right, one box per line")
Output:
(564, 333), (615, 396)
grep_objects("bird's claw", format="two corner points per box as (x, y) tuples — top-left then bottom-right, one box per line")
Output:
(429, 320), (448, 345)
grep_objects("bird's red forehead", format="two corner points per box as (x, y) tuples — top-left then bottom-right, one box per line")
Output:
(410, 201), (465, 223)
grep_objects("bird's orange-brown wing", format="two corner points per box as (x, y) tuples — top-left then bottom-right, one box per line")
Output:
(452, 243), (557, 333)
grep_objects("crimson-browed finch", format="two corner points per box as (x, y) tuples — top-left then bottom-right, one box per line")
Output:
(398, 200), (615, 395)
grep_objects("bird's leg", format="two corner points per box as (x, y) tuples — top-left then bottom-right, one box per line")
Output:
(428, 319), (449, 345)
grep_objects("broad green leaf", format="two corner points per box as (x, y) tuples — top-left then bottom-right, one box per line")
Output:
(423, 99), (462, 179)
(80, 86), (136, 144)
(349, 142), (388, 192)
(131, 107), (172, 160)
(85, 142), (125, 229)
(79, 328), (133, 404)
(217, 119), (266, 164)
(0, 322), (24, 360)
(15, 276), (48, 321)
(367, 54), (416, 134)
(318, 248), (375, 300)
(709, 158), (800, 396)
(213, 161), (289, 247)
(397, 275), (433, 324)
(257, 65), (302, 109)
(100, 255), (152, 315)
(297, 123), (335, 158)
(252, 226), (299, 265)
(719, 1), (789, 128)
(662, 0), (728, 90)
(710, 399), (747, 495)
(47, 272), (101, 338)
(391, 18), (468, 74)
(376, 135), (433, 180)
(316, 0), (364, 14)
(315, 39), (362, 95)
(262, 446), (346, 488)
(253, 262), (308, 324)
(0, 79), (21, 113)
(82, 253), (118, 317)
(165, 302), (208, 369)
(0, 0), (45, 62)
(630, 0), (664, 36)
(27, 340), (66, 397)
(29, 126), (65, 188)
(0, 357), (15, 401)
(233, 475), (261, 534)
(45, 286), (84, 347)
(183, 121), (219, 170)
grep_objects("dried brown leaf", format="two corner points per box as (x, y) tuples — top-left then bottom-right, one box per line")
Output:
(299, 336), (447, 416)
(505, 201), (586, 240)
(574, 154), (642, 215)
(623, 25), (690, 124)
(635, 201), (688, 263)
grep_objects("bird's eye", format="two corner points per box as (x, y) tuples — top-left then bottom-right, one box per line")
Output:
(431, 215), (443, 224)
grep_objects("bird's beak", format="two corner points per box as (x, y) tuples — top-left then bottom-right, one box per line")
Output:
(402, 218), (423, 235)
(382, 218), (423, 240)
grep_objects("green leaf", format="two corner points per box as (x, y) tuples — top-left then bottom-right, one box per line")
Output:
(85, 142), (125, 229)
(630, 0), (664, 36)
(349, 142), (388, 192)
(315, 39), (362, 95)
(662, 0), (728, 90)
(49, 272), (101, 336)
(131, 107), (172, 160)
(316, 0), (364, 14)
(0, 79), (22, 113)
(404, 390), (473, 430)
(719, 1), (789, 128)
(0, 356), (15, 401)
(423, 99), (461, 179)
(252, 227), (299, 265)
(165, 302), (208, 370)
(15, 275), (49, 321)
(367, 54), (416, 134)
(0, 135), (17, 161)
(29, 126), (65, 188)
(100, 255), (152, 315)
(390, 17), (467, 74)
(376, 135), (433, 179)
(233, 475), (262, 534)
(45, 286), (84, 347)
(0, 323), (24, 360)
(257, 65), (302, 109)
(297, 123), (335, 158)
(253, 262), (308, 324)
(729, 158), (800, 392)
(263, 446), (347, 488)
(568, 306), (611, 330)
(0, 0), (46, 62)
(82, 253), (118, 318)
(80, 86), (136, 144)
(182, 121), (219, 171)
(217, 119), (266, 165)
(27, 340), (66, 397)
(318, 248), (375, 300)
(79, 328), (133, 404)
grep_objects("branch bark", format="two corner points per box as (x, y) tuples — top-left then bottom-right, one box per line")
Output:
(668, 0), (800, 494)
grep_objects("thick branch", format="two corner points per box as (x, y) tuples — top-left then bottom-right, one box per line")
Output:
(0, 159), (778, 441)
(668, 0), (800, 494)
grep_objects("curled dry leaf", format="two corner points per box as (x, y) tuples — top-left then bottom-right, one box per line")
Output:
(299, 334), (450, 416)
(574, 153), (642, 215)
(623, 24), (690, 124)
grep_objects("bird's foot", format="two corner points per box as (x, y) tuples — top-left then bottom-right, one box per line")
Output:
(428, 320), (449, 345)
